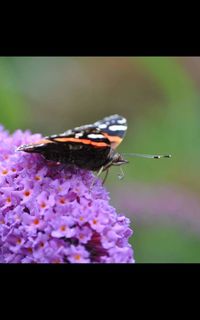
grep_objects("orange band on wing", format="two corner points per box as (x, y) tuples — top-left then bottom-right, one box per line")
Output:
(54, 137), (109, 147)
(102, 134), (122, 149)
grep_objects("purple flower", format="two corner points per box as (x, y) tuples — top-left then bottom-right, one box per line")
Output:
(67, 245), (90, 263)
(0, 126), (134, 263)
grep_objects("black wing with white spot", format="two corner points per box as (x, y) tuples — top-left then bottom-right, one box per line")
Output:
(44, 114), (127, 149)
(94, 114), (128, 149)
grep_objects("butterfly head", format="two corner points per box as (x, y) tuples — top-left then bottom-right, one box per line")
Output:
(110, 152), (129, 167)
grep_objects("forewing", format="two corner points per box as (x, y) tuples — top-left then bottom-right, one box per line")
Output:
(45, 114), (127, 149)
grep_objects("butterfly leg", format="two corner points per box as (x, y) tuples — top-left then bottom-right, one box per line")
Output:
(89, 166), (105, 191)
(117, 166), (125, 180)
(102, 169), (109, 184)
(102, 164), (124, 184)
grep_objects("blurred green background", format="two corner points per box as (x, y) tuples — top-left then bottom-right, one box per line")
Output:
(1, 57), (200, 262)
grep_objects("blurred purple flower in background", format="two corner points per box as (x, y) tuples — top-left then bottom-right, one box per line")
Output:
(0, 125), (134, 263)
(113, 183), (200, 234)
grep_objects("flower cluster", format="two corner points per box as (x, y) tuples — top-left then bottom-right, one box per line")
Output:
(0, 125), (134, 263)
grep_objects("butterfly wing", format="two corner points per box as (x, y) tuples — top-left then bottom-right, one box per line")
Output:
(94, 114), (127, 149)
(46, 114), (127, 149)
(45, 124), (110, 148)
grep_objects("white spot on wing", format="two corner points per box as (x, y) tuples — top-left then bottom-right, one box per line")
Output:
(75, 132), (84, 138)
(87, 134), (105, 139)
(59, 130), (72, 137)
(108, 125), (127, 131)
(117, 118), (126, 124)
(49, 134), (57, 138)
(98, 124), (107, 129)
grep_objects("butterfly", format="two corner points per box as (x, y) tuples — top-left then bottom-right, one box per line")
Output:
(17, 115), (171, 183)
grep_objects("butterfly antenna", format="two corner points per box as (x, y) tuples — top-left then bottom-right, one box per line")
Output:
(122, 153), (171, 159)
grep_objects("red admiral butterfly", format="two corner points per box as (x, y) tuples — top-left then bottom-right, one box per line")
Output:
(17, 115), (171, 182)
